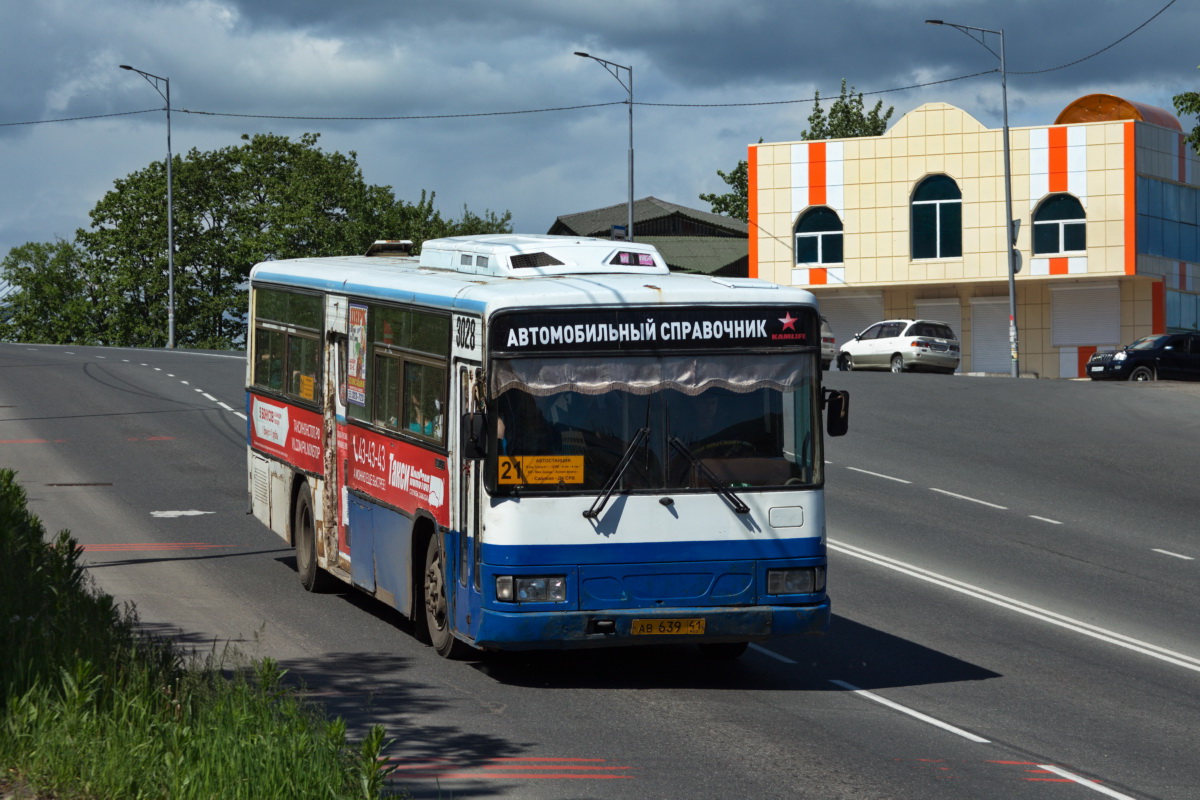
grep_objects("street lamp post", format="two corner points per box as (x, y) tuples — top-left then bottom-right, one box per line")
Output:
(120, 64), (175, 349)
(926, 20), (1019, 378)
(574, 51), (634, 242)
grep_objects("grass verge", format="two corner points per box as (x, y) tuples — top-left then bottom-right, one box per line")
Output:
(0, 468), (398, 799)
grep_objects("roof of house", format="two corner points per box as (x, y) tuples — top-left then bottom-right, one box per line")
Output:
(549, 196), (748, 239)
(548, 196), (748, 277)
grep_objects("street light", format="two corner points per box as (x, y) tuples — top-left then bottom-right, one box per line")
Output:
(120, 64), (175, 349)
(926, 20), (1019, 378)
(574, 51), (634, 242)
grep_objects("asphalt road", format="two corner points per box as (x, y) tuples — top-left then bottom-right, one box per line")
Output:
(2, 343), (1197, 799)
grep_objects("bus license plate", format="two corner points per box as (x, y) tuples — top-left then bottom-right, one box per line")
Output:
(632, 618), (706, 635)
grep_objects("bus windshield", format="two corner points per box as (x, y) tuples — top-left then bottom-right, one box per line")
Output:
(490, 352), (821, 493)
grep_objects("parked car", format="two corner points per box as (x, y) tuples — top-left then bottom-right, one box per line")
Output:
(1086, 333), (1200, 381)
(837, 319), (960, 374)
(820, 316), (835, 370)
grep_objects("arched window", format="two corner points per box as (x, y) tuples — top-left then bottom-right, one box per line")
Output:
(911, 175), (962, 259)
(794, 207), (843, 265)
(1033, 194), (1086, 255)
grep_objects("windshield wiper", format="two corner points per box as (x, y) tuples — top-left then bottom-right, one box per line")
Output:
(582, 426), (650, 520)
(668, 437), (750, 515)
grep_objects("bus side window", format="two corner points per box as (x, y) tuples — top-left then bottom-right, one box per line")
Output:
(254, 327), (285, 391)
(288, 333), (321, 403)
(374, 353), (402, 429)
(404, 361), (445, 441)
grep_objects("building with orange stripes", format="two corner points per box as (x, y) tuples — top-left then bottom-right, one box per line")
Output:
(749, 94), (1200, 378)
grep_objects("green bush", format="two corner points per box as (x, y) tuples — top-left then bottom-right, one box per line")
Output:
(0, 469), (396, 799)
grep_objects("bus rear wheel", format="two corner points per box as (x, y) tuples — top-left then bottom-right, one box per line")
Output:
(295, 482), (334, 593)
(423, 536), (472, 659)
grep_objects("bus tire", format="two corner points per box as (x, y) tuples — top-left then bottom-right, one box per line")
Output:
(698, 641), (749, 660)
(423, 535), (472, 659)
(294, 482), (333, 593)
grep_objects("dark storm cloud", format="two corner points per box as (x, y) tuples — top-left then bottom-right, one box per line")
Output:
(0, 0), (1195, 258)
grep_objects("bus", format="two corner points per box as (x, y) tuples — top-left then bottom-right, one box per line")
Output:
(246, 234), (849, 659)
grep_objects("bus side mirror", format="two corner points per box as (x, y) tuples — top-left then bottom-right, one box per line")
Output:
(824, 389), (849, 437)
(461, 412), (487, 460)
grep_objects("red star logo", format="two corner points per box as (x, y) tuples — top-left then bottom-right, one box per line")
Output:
(779, 312), (798, 331)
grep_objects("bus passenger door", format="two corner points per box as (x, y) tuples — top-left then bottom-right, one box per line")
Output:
(323, 295), (350, 579)
(453, 362), (483, 642)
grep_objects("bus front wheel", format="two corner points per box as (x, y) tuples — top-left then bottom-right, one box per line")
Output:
(423, 536), (472, 659)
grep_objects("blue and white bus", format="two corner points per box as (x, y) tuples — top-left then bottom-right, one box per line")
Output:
(247, 234), (848, 658)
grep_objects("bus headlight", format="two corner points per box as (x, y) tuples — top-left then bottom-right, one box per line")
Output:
(495, 575), (567, 603)
(766, 567), (826, 595)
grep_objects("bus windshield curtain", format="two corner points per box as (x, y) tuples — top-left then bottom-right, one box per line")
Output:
(490, 354), (811, 397)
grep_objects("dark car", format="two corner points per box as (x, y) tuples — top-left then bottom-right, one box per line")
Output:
(1086, 333), (1200, 381)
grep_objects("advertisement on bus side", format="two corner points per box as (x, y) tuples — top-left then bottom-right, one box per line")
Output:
(344, 424), (449, 527)
(249, 394), (324, 474)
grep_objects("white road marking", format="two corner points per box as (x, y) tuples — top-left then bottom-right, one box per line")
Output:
(201, 393), (218, 402)
(1152, 549), (1194, 561)
(217, 402), (234, 411)
(829, 680), (990, 743)
(1030, 515), (1063, 525)
(1037, 765), (1138, 799)
(847, 467), (912, 484)
(929, 487), (1007, 510)
(829, 540), (1200, 674)
(233, 412), (247, 420)
(749, 643), (797, 664)
(150, 510), (215, 518)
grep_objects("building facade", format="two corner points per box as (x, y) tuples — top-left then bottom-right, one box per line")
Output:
(749, 95), (1200, 377)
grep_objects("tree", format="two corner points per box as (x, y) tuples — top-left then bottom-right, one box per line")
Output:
(698, 151), (753, 223)
(804, 79), (894, 141)
(0, 240), (100, 344)
(700, 81), (894, 222)
(1175, 86), (1200, 155)
(2, 133), (511, 349)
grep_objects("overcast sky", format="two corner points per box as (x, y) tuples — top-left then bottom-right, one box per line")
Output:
(1, 0), (1197, 259)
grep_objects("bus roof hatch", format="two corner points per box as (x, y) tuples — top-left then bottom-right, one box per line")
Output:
(417, 234), (670, 278)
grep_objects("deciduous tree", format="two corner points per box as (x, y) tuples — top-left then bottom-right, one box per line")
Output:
(1175, 85), (1200, 155)
(700, 81), (894, 222)
(1, 133), (511, 349)
(0, 240), (99, 344)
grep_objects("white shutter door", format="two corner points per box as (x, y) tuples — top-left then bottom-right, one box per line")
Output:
(819, 294), (884, 352)
(1051, 284), (1120, 346)
(970, 298), (1011, 373)
(915, 299), (963, 373)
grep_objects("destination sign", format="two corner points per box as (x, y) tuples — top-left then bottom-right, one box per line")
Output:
(490, 306), (818, 354)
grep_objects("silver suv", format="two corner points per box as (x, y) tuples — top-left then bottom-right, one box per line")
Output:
(837, 319), (960, 374)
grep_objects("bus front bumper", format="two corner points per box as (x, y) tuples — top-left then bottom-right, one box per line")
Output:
(469, 599), (831, 651)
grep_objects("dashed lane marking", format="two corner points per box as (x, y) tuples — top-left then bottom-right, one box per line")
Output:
(829, 539), (1200, 674)
(829, 679), (990, 743)
(1152, 548), (1194, 560)
(847, 467), (911, 484)
(929, 487), (1007, 510)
